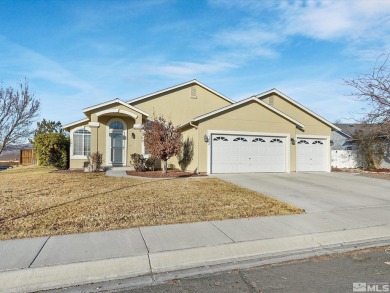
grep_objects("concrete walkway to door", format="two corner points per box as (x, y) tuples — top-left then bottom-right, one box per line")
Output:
(214, 172), (390, 213)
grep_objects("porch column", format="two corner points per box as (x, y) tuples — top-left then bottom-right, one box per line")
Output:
(134, 116), (144, 154)
(89, 114), (100, 154)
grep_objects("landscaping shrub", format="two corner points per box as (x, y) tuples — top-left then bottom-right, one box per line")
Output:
(130, 153), (155, 171)
(144, 156), (155, 171)
(33, 133), (70, 169)
(87, 151), (103, 172)
(177, 137), (194, 171)
(130, 153), (146, 171)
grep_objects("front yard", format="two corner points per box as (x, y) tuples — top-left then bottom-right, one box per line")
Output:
(0, 166), (303, 240)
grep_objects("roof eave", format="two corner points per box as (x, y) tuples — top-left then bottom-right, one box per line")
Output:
(127, 80), (235, 105)
(191, 97), (305, 129)
(82, 98), (149, 117)
(62, 118), (90, 130)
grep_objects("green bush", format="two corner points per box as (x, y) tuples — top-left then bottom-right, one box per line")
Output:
(33, 133), (70, 169)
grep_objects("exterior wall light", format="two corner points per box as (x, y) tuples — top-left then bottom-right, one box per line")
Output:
(291, 138), (296, 145)
(330, 140), (334, 146)
(204, 135), (209, 142)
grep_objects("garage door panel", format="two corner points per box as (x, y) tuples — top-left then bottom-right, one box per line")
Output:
(296, 138), (327, 172)
(211, 134), (286, 173)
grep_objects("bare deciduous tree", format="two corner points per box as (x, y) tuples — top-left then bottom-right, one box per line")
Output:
(143, 117), (182, 173)
(344, 54), (390, 125)
(352, 125), (387, 170)
(344, 54), (390, 169)
(0, 80), (40, 154)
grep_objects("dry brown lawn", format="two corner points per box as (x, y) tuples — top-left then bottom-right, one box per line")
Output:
(0, 166), (303, 240)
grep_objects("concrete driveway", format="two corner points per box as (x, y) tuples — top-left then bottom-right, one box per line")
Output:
(215, 172), (390, 213)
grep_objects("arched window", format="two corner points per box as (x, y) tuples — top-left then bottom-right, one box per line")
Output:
(252, 138), (266, 142)
(270, 138), (283, 143)
(213, 136), (228, 141)
(312, 140), (324, 145)
(73, 129), (91, 156)
(233, 137), (247, 142)
(109, 121), (124, 130)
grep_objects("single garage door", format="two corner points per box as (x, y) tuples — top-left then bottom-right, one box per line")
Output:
(296, 138), (327, 171)
(211, 134), (287, 173)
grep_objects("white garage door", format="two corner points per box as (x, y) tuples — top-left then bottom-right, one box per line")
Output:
(296, 138), (327, 171)
(211, 134), (287, 173)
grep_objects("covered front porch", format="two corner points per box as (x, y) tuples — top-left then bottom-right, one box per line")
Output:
(65, 99), (149, 169)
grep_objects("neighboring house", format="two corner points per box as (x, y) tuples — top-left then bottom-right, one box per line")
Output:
(331, 124), (390, 168)
(63, 80), (340, 174)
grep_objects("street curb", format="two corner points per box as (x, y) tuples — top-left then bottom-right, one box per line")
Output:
(0, 255), (150, 293)
(1, 225), (390, 293)
(50, 237), (390, 293)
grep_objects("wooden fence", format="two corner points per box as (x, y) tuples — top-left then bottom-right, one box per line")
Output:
(20, 149), (36, 165)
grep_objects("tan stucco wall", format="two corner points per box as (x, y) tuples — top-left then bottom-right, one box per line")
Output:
(192, 101), (297, 173)
(130, 84), (232, 126)
(166, 126), (199, 172)
(261, 94), (332, 172)
(262, 94), (332, 136)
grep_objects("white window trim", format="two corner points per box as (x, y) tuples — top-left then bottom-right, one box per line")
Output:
(141, 130), (152, 158)
(207, 130), (291, 175)
(106, 118), (127, 166)
(296, 135), (331, 172)
(70, 126), (91, 160)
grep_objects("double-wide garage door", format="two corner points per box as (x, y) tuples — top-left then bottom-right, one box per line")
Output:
(296, 138), (327, 171)
(211, 134), (287, 173)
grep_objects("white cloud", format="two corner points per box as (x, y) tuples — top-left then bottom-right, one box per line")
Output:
(0, 36), (94, 92)
(208, 0), (390, 63)
(143, 61), (238, 78)
(281, 0), (390, 41)
(214, 21), (281, 59)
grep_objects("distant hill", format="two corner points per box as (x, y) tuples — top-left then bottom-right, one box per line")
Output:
(0, 144), (33, 161)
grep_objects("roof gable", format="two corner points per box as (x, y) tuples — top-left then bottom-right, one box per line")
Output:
(83, 98), (149, 117)
(256, 89), (340, 131)
(181, 96), (304, 128)
(127, 79), (234, 105)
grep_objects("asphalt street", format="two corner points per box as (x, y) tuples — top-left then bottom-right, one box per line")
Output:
(58, 246), (390, 293)
(114, 246), (390, 293)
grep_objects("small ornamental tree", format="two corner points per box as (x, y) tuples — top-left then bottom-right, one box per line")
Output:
(143, 117), (182, 173)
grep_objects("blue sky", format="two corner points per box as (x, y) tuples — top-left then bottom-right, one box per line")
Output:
(1, 0), (390, 126)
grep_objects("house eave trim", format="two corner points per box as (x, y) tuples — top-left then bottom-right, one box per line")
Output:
(95, 108), (138, 119)
(83, 98), (149, 117)
(191, 97), (304, 128)
(63, 118), (90, 130)
(127, 79), (235, 104)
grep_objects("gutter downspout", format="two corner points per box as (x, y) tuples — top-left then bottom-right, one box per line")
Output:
(189, 121), (200, 174)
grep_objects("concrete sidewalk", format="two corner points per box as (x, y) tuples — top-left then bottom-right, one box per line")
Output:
(1, 205), (390, 293)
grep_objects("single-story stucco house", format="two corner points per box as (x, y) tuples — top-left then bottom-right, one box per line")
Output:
(63, 80), (340, 174)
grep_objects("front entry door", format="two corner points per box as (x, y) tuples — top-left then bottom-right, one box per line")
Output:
(111, 133), (124, 164)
